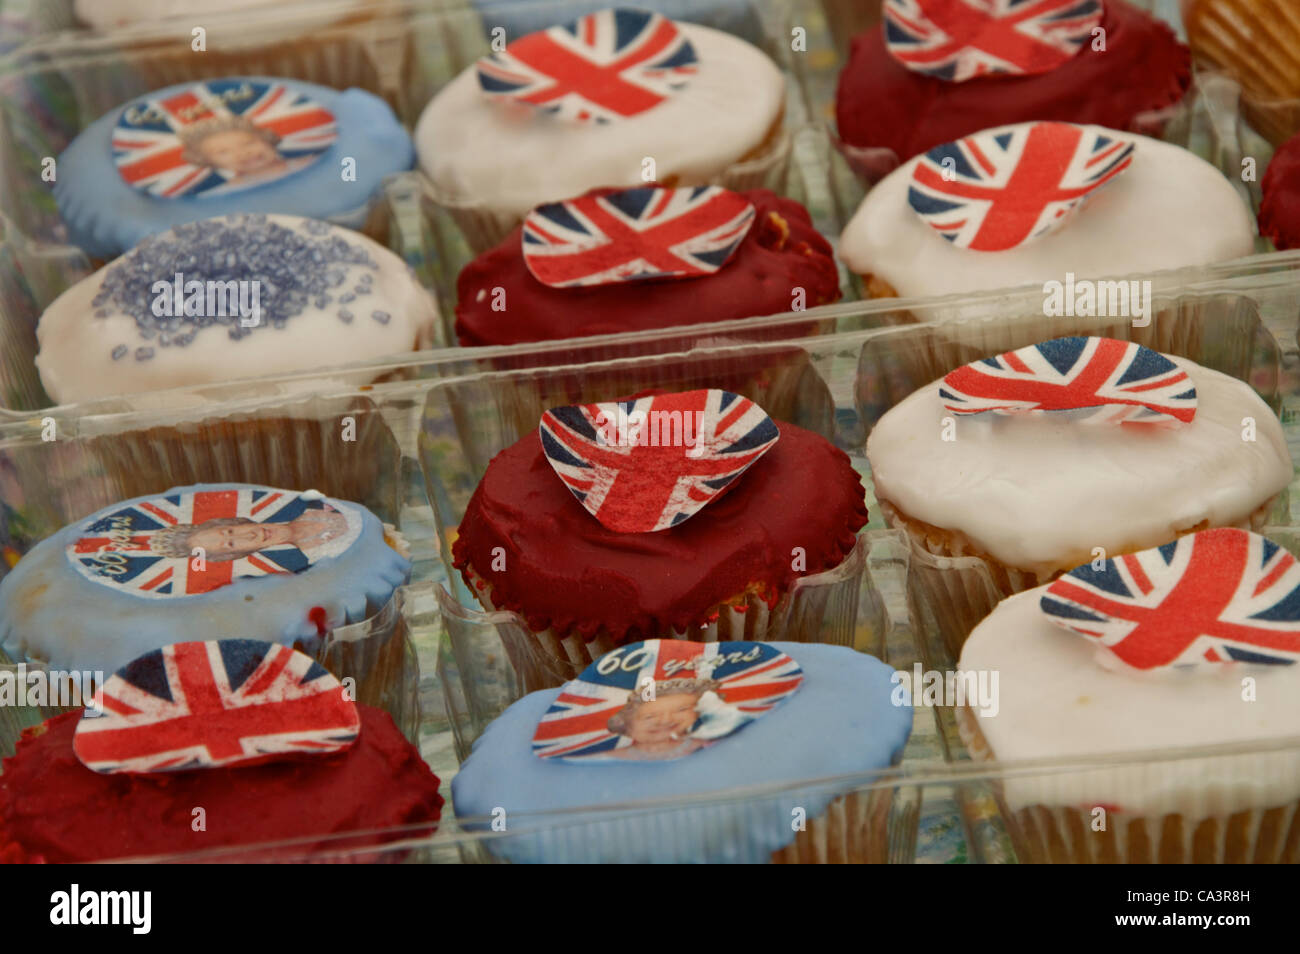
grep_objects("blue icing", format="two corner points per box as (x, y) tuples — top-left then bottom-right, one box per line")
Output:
(470, 0), (766, 45)
(90, 215), (379, 362)
(55, 78), (414, 260)
(452, 643), (911, 863)
(0, 483), (409, 676)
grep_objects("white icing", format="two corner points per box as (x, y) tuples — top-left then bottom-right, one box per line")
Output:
(866, 356), (1292, 579)
(414, 23), (785, 219)
(35, 214), (437, 405)
(73, 0), (374, 45)
(839, 129), (1256, 298)
(960, 587), (1300, 816)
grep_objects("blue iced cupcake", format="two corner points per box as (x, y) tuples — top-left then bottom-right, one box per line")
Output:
(452, 639), (912, 863)
(54, 76), (413, 260)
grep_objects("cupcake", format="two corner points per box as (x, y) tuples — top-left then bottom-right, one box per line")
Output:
(0, 639), (442, 863)
(454, 186), (839, 347)
(835, 0), (1191, 179)
(840, 121), (1255, 301)
(958, 529), (1300, 863)
(415, 7), (788, 252)
(54, 76), (413, 260)
(0, 483), (411, 687)
(867, 337), (1293, 649)
(468, 0), (767, 44)
(1187, 0), (1300, 145)
(451, 389), (870, 686)
(1259, 129), (1300, 250)
(69, 1), (400, 95)
(452, 638), (912, 863)
(35, 213), (437, 405)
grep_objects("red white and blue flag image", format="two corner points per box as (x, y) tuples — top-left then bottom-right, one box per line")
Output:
(522, 186), (755, 288)
(66, 488), (351, 599)
(908, 121), (1134, 251)
(74, 639), (360, 773)
(539, 389), (780, 533)
(111, 79), (338, 198)
(884, 0), (1103, 82)
(476, 8), (698, 123)
(1041, 529), (1300, 670)
(532, 639), (803, 761)
(939, 336), (1197, 425)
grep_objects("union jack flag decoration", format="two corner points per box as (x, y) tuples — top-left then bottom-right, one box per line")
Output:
(522, 186), (755, 288)
(540, 389), (779, 533)
(1041, 529), (1300, 670)
(475, 8), (698, 123)
(908, 121), (1134, 251)
(940, 336), (1197, 425)
(66, 487), (361, 600)
(111, 79), (338, 199)
(533, 639), (803, 761)
(74, 640), (360, 773)
(884, 0), (1103, 82)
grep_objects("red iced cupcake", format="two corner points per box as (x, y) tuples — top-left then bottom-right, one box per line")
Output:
(1259, 130), (1300, 250)
(451, 389), (869, 687)
(0, 640), (442, 863)
(454, 186), (840, 348)
(835, 0), (1190, 177)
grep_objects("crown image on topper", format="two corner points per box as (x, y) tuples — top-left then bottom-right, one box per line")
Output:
(940, 336), (1197, 425)
(539, 389), (779, 533)
(1041, 529), (1300, 671)
(475, 7), (698, 123)
(111, 79), (338, 199)
(522, 186), (756, 288)
(884, 0), (1103, 82)
(74, 639), (360, 774)
(533, 639), (803, 761)
(909, 121), (1133, 251)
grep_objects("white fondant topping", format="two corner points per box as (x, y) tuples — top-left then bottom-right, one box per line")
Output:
(960, 587), (1300, 816)
(73, 0), (372, 43)
(414, 23), (785, 220)
(840, 131), (1255, 298)
(35, 214), (436, 405)
(867, 356), (1292, 579)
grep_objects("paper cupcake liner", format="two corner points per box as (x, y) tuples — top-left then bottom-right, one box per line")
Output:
(884, 494), (1281, 660)
(1189, 0), (1300, 144)
(957, 706), (1300, 863)
(770, 788), (895, 863)
(460, 533), (868, 691)
(818, 0), (881, 56)
(420, 124), (794, 257)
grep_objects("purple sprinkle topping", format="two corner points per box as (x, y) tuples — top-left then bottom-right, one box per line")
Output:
(111, 345), (127, 360)
(338, 309), (353, 323)
(94, 309), (109, 319)
(339, 292), (355, 303)
(372, 310), (390, 324)
(94, 215), (380, 362)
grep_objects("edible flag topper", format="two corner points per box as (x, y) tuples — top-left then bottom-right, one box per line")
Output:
(523, 186), (755, 288)
(1041, 529), (1300, 671)
(475, 8), (698, 123)
(533, 639), (803, 761)
(74, 640), (360, 774)
(908, 121), (1133, 251)
(940, 336), (1197, 425)
(540, 389), (779, 533)
(111, 79), (338, 199)
(66, 487), (363, 600)
(884, 0), (1103, 82)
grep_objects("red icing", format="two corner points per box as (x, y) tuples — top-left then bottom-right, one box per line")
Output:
(308, 605), (329, 637)
(1260, 131), (1300, 250)
(835, 0), (1191, 165)
(452, 420), (869, 643)
(455, 189), (840, 347)
(0, 707), (442, 863)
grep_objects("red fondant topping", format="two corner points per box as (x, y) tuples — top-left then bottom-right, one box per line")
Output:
(455, 189), (840, 347)
(1260, 131), (1300, 251)
(0, 707), (441, 863)
(452, 420), (869, 643)
(835, 0), (1190, 165)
